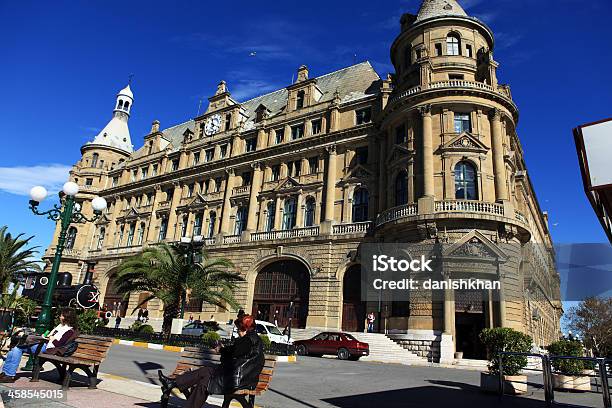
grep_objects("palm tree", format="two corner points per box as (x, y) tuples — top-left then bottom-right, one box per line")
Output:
(112, 243), (244, 335)
(0, 226), (41, 292)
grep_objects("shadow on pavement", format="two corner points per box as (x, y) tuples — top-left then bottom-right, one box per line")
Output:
(134, 361), (164, 385)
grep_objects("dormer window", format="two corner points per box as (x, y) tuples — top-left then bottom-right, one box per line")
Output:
(356, 108), (372, 125)
(447, 33), (461, 56)
(296, 90), (305, 109)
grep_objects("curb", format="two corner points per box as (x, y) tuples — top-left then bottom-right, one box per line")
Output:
(111, 339), (297, 362)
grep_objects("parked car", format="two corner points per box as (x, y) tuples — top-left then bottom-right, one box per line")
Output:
(294, 332), (369, 360)
(233, 320), (293, 345)
(181, 320), (221, 337)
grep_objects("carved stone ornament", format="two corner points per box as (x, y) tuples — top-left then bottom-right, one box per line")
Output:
(417, 104), (432, 116)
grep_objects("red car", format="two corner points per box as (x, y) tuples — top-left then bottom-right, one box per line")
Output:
(294, 332), (369, 360)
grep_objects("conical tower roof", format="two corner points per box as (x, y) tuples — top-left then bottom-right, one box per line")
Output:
(415, 0), (468, 22)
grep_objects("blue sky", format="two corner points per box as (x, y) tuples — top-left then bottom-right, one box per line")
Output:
(1, 0), (611, 258)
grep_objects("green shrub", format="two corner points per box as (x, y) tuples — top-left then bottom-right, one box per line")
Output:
(201, 331), (221, 345)
(259, 334), (271, 348)
(77, 309), (104, 334)
(130, 320), (143, 331)
(479, 327), (532, 376)
(137, 324), (155, 334)
(547, 340), (591, 375)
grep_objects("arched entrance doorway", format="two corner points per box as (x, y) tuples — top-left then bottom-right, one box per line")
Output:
(103, 274), (129, 318)
(342, 264), (365, 332)
(252, 260), (310, 329)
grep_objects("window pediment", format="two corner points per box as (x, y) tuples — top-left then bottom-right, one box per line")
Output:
(441, 132), (489, 153)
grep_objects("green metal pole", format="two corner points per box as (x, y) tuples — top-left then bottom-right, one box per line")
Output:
(35, 195), (74, 333)
(179, 244), (190, 319)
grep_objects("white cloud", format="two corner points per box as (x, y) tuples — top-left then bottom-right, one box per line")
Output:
(0, 164), (72, 196)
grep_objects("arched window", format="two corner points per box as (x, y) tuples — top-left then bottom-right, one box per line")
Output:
(296, 90), (305, 109)
(96, 227), (105, 250)
(207, 211), (216, 238)
(395, 171), (408, 206)
(282, 197), (297, 230)
(194, 213), (203, 236)
(234, 207), (247, 235)
(455, 161), (478, 200)
(352, 188), (369, 222)
(66, 227), (77, 249)
(265, 202), (276, 232)
(304, 197), (316, 227)
(117, 100), (124, 110)
(447, 33), (461, 56)
(91, 153), (99, 168)
(123, 101), (130, 111)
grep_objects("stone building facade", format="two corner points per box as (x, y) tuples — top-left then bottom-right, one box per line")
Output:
(44, 0), (561, 362)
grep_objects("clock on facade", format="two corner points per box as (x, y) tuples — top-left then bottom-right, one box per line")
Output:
(204, 114), (222, 136)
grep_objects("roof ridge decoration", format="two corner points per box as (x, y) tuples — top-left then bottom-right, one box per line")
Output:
(415, 0), (468, 23)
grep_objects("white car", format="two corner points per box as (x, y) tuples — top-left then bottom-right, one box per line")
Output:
(233, 320), (294, 345)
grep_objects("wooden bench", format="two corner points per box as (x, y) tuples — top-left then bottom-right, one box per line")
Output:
(30, 335), (113, 390)
(161, 346), (276, 408)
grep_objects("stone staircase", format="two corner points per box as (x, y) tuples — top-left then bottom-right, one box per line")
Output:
(290, 329), (426, 365)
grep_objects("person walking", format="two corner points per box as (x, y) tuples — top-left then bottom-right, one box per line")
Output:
(0, 308), (79, 383)
(143, 308), (149, 323)
(137, 308), (143, 322)
(158, 315), (264, 408)
(115, 315), (122, 329)
(367, 312), (376, 333)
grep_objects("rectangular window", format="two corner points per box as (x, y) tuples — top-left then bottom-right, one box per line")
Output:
(311, 119), (322, 135)
(193, 152), (200, 165)
(291, 124), (304, 140)
(356, 147), (368, 165)
(449, 74), (464, 80)
(219, 144), (227, 158)
(146, 192), (154, 205)
(85, 178), (93, 186)
(356, 108), (372, 125)
(275, 128), (284, 144)
(158, 218), (168, 241)
(245, 137), (257, 152)
(131, 170), (137, 181)
(215, 177), (223, 192)
(152, 164), (158, 176)
(187, 183), (194, 197)
(454, 113), (472, 133)
(416, 49), (422, 60)
(435, 43), (442, 56)
(466, 44), (473, 58)
(111, 177), (118, 187)
(395, 124), (407, 144)
(291, 160), (301, 177)
(308, 157), (319, 174)
(271, 165), (280, 181)
(141, 167), (148, 179)
(205, 149), (214, 162)
(171, 159), (179, 171)
(166, 188), (174, 202)
(242, 172), (252, 186)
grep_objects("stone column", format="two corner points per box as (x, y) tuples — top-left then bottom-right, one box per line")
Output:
(295, 191), (304, 227)
(257, 127), (267, 150)
(220, 169), (236, 234)
(167, 182), (183, 240)
(419, 105), (434, 197)
(489, 109), (508, 202)
(324, 146), (337, 222)
(440, 271), (455, 364)
(246, 163), (263, 231)
(146, 187), (163, 242)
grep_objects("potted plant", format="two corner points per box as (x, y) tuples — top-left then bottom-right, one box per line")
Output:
(547, 340), (592, 391)
(479, 327), (532, 394)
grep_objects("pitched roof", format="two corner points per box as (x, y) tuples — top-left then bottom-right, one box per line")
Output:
(415, 0), (468, 23)
(132, 62), (380, 155)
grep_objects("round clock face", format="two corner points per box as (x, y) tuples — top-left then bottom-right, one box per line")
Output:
(204, 114), (222, 136)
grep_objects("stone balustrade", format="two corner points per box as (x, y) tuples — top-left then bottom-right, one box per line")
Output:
(390, 80), (510, 105)
(435, 200), (504, 216)
(376, 204), (418, 227)
(251, 226), (320, 242)
(332, 221), (372, 235)
(515, 210), (528, 225)
(223, 235), (242, 244)
(157, 200), (171, 209)
(232, 185), (251, 195)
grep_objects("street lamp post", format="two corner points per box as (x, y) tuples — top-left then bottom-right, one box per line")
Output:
(177, 235), (204, 319)
(29, 182), (107, 333)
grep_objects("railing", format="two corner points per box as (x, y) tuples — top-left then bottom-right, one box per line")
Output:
(223, 235), (242, 244)
(389, 86), (422, 103)
(435, 200), (504, 216)
(429, 79), (495, 92)
(106, 245), (142, 255)
(376, 204), (418, 227)
(203, 237), (216, 245)
(251, 226), (320, 242)
(138, 204), (153, 212)
(203, 191), (223, 201)
(79, 184), (99, 192)
(333, 222), (372, 235)
(233, 185), (251, 195)
(515, 210), (528, 225)
(157, 201), (171, 209)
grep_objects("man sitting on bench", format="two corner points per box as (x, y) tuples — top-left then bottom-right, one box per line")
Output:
(0, 308), (78, 383)
(158, 314), (264, 408)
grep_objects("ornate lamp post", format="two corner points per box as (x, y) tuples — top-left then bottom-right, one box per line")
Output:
(177, 235), (204, 319)
(29, 181), (107, 333)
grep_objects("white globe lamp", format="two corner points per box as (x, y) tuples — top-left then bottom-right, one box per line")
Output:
(62, 182), (79, 196)
(91, 196), (107, 212)
(29, 186), (48, 203)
